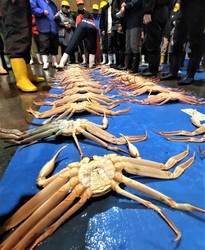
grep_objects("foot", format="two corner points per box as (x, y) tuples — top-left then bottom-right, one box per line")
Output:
(52, 62), (58, 68)
(160, 73), (178, 81)
(29, 76), (45, 83)
(178, 76), (194, 85)
(81, 63), (88, 67)
(0, 66), (8, 75)
(43, 62), (49, 70)
(141, 70), (158, 77)
(16, 78), (38, 92)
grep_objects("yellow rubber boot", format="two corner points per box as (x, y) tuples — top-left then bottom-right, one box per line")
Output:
(27, 64), (45, 83)
(10, 58), (37, 92)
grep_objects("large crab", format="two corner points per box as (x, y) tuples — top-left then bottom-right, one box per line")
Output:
(156, 110), (205, 142)
(140, 92), (205, 105)
(0, 118), (147, 158)
(0, 146), (204, 250)
(27, 100), (130, 121)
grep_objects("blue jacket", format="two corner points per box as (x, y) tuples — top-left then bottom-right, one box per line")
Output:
(30, 0), (58, 35)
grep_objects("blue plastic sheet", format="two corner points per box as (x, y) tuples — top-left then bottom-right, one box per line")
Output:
(0, 69), (204, 250)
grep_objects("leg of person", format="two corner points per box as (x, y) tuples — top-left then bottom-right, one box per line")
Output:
(160, 17), (187, 80)
(38, 33), (50, 70)
(34, 34), (43, 64)
(2, 0), (37, 92)
(85, 26), (97, 68)
(130, 27), (142, 73)
(119, 30), (132, 70)
(106, 34), (113, 66)
(0, 55), (8, 75)
(49, 34), (59, 68)
(100, 35), (108, 64)
(178, 5), (205, 85)
(142, 5), (169, 77)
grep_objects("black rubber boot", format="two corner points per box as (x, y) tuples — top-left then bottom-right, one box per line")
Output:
(118, 53), (132, 70)
(178, 57), (201, 85)
(160, 54), (182, 80)
(116, 51), (125, 70)
(142, 53), (160, 77)
(130, 53), (140, 73)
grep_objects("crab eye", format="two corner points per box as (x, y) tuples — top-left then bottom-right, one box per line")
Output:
(89, 156), (94, 161)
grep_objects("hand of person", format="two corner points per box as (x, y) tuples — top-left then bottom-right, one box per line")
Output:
(65, 23), (71, 29)
(44, 10), (49, 16)
(121, 2), (126, 8)
(143, 14), (152, 25)
(101, 31), (105, 36)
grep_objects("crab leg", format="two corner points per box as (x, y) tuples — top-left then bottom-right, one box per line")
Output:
(112, 180), (181, 241)
(85, 122), (147, 144)
(122, 152), (195, 179)
(156, 124), (205, 136)
(120, 175), (205, 213)
(27, 105), (74, 119)
(8, 185), (89, 250)
(0, 122), (60, 144)
(75, 128), (131, 157)
(0, 174), (71, 234)
(114, 174), (205, 241)
(166, 135), (205, 142)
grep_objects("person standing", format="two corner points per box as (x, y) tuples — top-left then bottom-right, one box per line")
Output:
(54, 1), (75, 58)
(160, 0), (205, 85)
(100, 0), (122, 66)
(0, 0), (45, 92)
(117, 0), (144, 73)
(30, 0), (59, 70)
(141, 0), (176, 77)
(30, 14), (43, 65)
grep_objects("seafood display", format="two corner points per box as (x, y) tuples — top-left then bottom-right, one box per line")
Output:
(0, 146), (204, 250)
(0, 118), (147, 158)
(0, 64), (204, 250)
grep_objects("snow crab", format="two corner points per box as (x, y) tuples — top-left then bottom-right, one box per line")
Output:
(0, 118), (147, 158)
(156, 110), (205, 142)
(140, 92), (205, 105)
(0, 146), (204, 250)
(27, 100), (130, 121)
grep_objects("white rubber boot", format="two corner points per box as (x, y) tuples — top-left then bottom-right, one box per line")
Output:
(58, 53), (69, 68)
(81, 54), (86, 64)
(100, 54), (107, 64)
(106, 54), (113, 66)
(36, 53), (43, 64)
(42, 55), (49, 70)
(112, 53), (116, 65)
(51, 55), (58, 68)
(29, 55), (34, 65)
(89, 54), (95, 68)
(74, 51), (79, 63)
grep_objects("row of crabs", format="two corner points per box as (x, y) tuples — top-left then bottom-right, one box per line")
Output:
(0, 64), (204, 250)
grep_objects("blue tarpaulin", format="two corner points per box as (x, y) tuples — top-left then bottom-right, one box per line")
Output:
(0, 68), (204, 250)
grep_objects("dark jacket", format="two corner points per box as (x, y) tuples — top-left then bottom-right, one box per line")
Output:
(100, 0), (122, 33)
(124, 0), (143, 29)
(143, 0), (175, 14)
